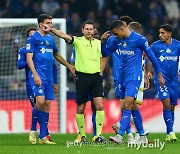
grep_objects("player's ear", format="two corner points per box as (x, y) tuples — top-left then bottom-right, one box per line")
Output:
(39, 23), (43, 28)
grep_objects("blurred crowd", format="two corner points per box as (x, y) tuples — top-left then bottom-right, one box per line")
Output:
(0, 0), (179, 44)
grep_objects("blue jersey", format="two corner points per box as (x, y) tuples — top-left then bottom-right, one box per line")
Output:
(26, 31), (58, 81)
(112, 51), (121, 81)
(102, 31), (161, 82)
(151, 39), (180, 86)
(17, 46), (58, 85)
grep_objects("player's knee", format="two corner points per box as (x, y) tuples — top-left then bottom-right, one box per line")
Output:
(76, 104), (86, 114)
(123, 101), (132, 110)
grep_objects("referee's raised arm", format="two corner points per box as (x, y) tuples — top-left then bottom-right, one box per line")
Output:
(43, 24), (73, 43)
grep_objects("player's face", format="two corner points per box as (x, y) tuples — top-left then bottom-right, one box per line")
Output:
(82, 24), (94, 39)
(112, 27), (125, 39)
(40, 19), (52, 33)
(159, 28), (171, 42)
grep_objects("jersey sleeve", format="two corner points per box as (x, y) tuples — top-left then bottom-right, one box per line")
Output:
(138, 36), (161, 73)
(17, 47), (28, 70)
(52, 60), (58, 84)
(101, 36), (118, 57)
(72, 36), (78, 47)
(26, 36), (35, 53)
(150, 43), (157, 57)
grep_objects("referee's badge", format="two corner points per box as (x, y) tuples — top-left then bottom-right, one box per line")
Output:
(46, 40), (49, 45)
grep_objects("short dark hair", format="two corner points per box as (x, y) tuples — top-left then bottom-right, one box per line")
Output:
(26, 27), (37, 37)
(128, 22), (141, 33)
(120, 16), (133, 25)
(110, 20), (124, 31)
(160, 24), (173, 33)
(82, 20), (95, 29)
(37, 14), (53, 24)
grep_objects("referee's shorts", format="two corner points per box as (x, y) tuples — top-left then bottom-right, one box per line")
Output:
(75, 71), (104, 104)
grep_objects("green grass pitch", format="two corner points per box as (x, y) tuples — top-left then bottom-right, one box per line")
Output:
(0, 133), (179, 154)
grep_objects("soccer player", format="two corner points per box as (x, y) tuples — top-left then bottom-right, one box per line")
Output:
(44, 20), (106, 143)
(111, 17), (149, 143)
(26, 14), (75, 144)
(101, 20), (164, 144)
(17, 27), (58, 144)
(151, 24), (180, 142)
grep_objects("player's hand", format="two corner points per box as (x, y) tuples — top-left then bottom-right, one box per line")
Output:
(69, 65), (76, 77)
(42, 24), (51, 32)
(105, 81), (111, 92)
(144, 77), (150, 90)
(34, 74), (42, 86)
(101, 31), (111, 43)
(158, 73), (165, 87)
(147, 71), (152, 79)
(53, 84), (59, 93)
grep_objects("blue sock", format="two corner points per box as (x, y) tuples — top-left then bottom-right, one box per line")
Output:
(126, 123), (131, 134)
(31, 107), (41, 131)
(92, 112), (96, 137)
(39, 111), (49, 139)
(171, 111), (174, 129)
(118, 110), (131, 136)
(163, 109), (173, 134)
(132, 109), (144, 135)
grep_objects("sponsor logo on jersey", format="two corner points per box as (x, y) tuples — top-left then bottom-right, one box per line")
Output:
(117, 49), (134, 56)
(159, 49), (164, 52)
(26, 44), (30, 50)
(40, 47), (53, 54)
(159, 55), (178, 62)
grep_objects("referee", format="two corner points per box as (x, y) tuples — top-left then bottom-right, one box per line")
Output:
(44, 20), (106, 144)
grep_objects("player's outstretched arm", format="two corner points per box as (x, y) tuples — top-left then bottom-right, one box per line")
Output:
(26, 52), (42, 86)
(53, 52), (75, 76)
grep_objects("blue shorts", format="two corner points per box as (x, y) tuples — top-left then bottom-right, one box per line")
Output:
(155, 84), (178, 105)
(114, 80), (120, 97)
(29, 74), (54, 100)
(26, 83), (36, 107)
(119, 80), (141, 100)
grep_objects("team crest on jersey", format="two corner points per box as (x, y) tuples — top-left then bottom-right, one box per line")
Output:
(145, 41), (150, 49)
(166, 48), (171, 53)
(123, 42), (127, 47)
(39, 89), (43, 94)
(46, 40), (49, 45)
(26, 44), (30, 50)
